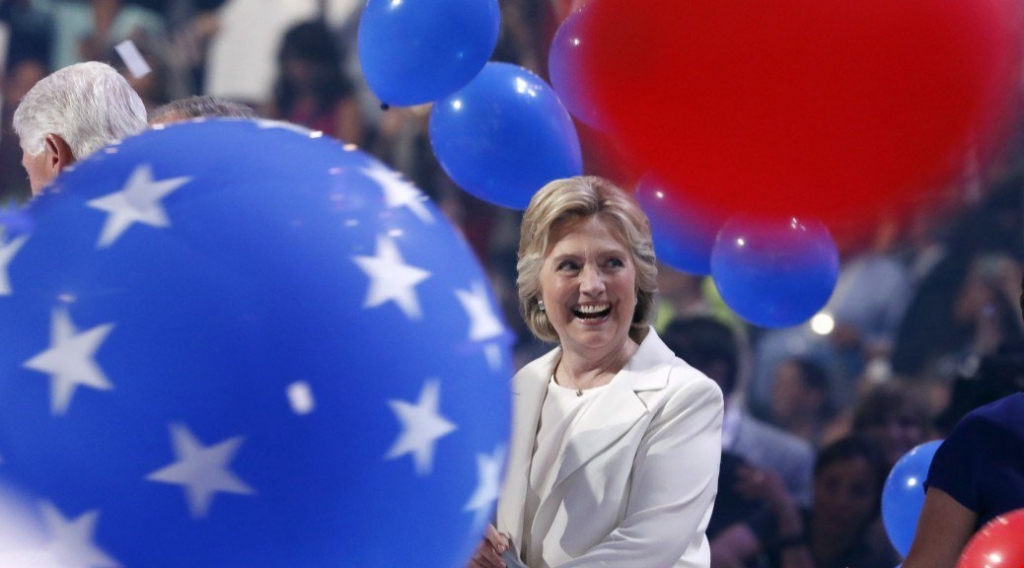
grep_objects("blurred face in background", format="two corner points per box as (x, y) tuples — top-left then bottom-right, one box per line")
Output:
(771, 359), (828, 426)
(813, 456), (878, 537)
(865, 406), (927, 467)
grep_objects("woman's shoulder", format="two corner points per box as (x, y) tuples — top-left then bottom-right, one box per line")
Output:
(953, 392), (1024, 435)
(665, 360), (725, 406)
(512, 345), (561, 383)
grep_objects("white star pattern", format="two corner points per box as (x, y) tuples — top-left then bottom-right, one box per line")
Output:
(484, 344), (503, 372)
(0, 233), (28, 296)
(146, 424), (255, 518)
(23, 307), (115, 415)
(455, 282), (505, 342)
(463, 445), (506, 528)
(385, 380), (457, 476)
(39, 501), (120, 568)
(360, 164), (434, 223)
(353, 235), (431, 319)
(86, 164), (191, 248)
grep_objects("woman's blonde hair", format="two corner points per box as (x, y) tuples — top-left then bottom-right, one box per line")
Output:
(517, 176), (658, 343)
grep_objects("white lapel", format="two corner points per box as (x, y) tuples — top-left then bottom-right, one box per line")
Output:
(498, 346), (558, 550)
(548, 329), (673, 489)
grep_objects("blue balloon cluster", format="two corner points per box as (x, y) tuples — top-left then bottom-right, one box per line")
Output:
(430, 62), (583, 210)
(634, 175), (722, 276)
(0, 120), (512, 567)
(358, 0), (500, 106)
(711, 215), (839, 328)
(882, 440), (942, 557)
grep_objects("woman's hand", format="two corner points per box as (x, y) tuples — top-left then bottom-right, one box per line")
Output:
(468, 524), (511, 567)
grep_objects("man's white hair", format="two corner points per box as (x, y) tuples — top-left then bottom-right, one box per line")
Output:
(12, 61), (147, 161)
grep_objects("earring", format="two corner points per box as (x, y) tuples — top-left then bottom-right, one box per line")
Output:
(538, 300), (546, 312)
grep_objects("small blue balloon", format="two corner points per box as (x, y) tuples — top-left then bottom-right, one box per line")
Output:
(430, 62), (583, 210)
(711, 215), (839, 328)
(358, 0), (501, 106)
(548, 4), (607, 129)
(882, 440), (943, 557)
(635, 174), (723, 275)
(0, 120), (512, 566)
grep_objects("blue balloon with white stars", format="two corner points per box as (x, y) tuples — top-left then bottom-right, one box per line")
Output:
(0, 119), (513, 567)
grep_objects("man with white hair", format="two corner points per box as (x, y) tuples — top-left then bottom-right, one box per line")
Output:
(12, 61), (147, 196)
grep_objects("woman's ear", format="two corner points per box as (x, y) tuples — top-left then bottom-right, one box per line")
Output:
(43, 134), (75, 174)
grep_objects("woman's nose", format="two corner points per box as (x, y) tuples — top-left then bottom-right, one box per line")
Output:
(579, 266), (605, 295)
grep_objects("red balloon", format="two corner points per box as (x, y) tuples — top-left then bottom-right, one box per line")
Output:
(957, 509), (1024, 568)
(580, 0), (1023, 230)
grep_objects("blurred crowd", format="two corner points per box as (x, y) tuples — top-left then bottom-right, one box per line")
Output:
(2, 1), (1024, 566)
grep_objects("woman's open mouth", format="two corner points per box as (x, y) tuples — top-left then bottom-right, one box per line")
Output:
(572, 303), (612, 320)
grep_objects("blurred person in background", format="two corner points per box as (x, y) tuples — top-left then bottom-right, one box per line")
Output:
(12, 61), (147, 195)
(901, 274), (1024, 568)
(107, 31), (172, 112)
(149, 94), (255, 124)
(892, 175), (1024, 381)
(830, 381), (933, 470)
(711, 436), (899, 568)
(664, 315), (815, 507)
(267, 19), (362, 144)
(770, 357), (835, 448)
(0, 58), (48, 204)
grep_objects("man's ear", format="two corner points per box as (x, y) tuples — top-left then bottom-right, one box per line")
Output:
(43, 134), (75, 174)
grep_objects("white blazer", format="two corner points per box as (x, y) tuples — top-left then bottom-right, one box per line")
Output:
(497, 329), (724, 568)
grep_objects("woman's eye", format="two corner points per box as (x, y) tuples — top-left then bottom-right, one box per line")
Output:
(557, 261), (579, 271)
(607, 258), (625, 268)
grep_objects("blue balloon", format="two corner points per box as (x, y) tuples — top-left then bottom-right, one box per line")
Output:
(711, 215), (839, 328)
(882, 440), (943, 557)
(0, 204), (33, 238)
(635, 174), (723, 275)
(430, 62), (583, 210)
(548, 4), (607, 129)
(358, 0), (500, 106)
(0, 119), (513, 566)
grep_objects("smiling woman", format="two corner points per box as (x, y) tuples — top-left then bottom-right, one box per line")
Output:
(468, 176), (724, 568)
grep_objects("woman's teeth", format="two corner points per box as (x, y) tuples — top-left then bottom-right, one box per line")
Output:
(573, 304), (611, 319)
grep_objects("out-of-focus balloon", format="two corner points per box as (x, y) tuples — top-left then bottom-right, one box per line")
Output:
(0, 482), (51, 568)
(579, 0), (1023, 230)
(0, 119), (513, 566)
(430, 62), (583, 210)
(957, 509), (1024, 568)
(882, 440), (943, 557)
(711, 215), (839, 328)
(548, 3), (606, 129)
(358, 0), (501, 106)
(0, 205), (33, 238)
(634, 174), (723, 275)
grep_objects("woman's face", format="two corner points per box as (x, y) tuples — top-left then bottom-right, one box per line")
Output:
(539, 216), (637, 359)
(813, 456), (878, 535)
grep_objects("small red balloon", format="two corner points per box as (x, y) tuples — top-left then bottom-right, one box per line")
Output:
(580, 0), (1023, 231)
(957, 509), (1024, 568)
